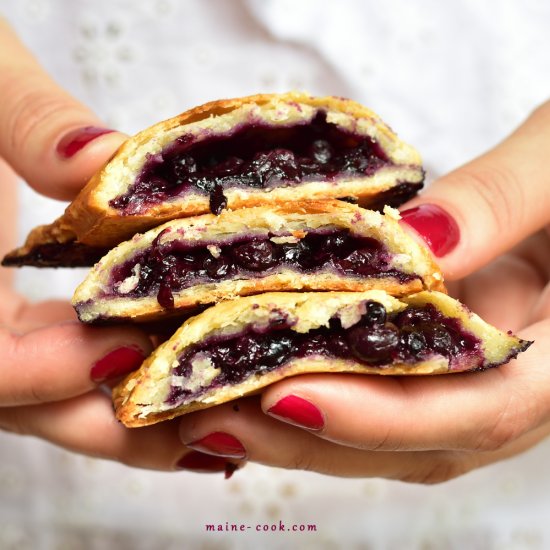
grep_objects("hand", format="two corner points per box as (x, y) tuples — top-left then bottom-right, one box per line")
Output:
(0, 19), (217, 473)
(178, 101), (550, 482)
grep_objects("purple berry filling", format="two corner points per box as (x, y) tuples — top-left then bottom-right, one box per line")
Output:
(1, 242), (109, 268)
(166, 302), (484, 406)
(107, 229), (418, 309)
(109, 112), (410, 215)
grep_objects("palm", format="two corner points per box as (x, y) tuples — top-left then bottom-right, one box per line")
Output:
(449, 228), (550, 333)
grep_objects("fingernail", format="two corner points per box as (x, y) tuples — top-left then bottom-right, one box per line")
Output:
(187, 432), (247, 459)
(267, 395), (324, 431)
(176, 451), (232, 474)
(57, 126), (115, 158)
(91, 346), (145, 383)
(400, 204), (460, 257)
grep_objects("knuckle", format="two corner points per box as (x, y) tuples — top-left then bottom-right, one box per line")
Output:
(472, 390), (533, 452)
(0, 408), (31, 436)
(459, 163), (524, 242)
(400, 454), (471, 485)
(281, 445), (317, 472)
(0, 332), (49, 406)
(3, 69), (82, 157)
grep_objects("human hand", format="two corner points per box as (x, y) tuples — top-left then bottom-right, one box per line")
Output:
(0, 18), (221, 473)
(177, 100), (550, 482)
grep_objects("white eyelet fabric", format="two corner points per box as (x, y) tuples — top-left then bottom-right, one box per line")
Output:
(1, 0), (550, 548)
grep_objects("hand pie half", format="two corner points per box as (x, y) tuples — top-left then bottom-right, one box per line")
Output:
(72, 201), (444, 323)
(3, 92), (424, 267)
(113, 290), (531, 427)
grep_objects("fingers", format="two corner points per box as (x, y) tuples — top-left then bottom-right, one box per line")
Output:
(178, 390), (550, 482)
(179, 397), (481, 482)
(0, 18), (126, 199)
(400, 99), (550, 279)
(0, 391), (186, 471)
(255, 320), (547, 455)
(0, 159), (17, 286)
(454, 254), (545, 331)
(0, 321), (153, 406)
(0, 391), (244, 474)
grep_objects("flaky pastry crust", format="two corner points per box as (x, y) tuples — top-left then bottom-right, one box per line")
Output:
(114, 291), (530, 427)
(3, 92), (423, 266)
(73, 201), (444, 323)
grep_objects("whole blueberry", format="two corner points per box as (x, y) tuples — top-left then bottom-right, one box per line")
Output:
(232, 240), (278, 271)
(337, 248), (376, 275)
(172, 154), (197, 179)
(400, 328), (427, 356)
(423, 324), (453, 354)
(347, 324), (399, 364)
(310, 139), (333, 164)
(395, 305), (436, 327)
(361, 301), (387, 326)
(204, 255), (232, 279)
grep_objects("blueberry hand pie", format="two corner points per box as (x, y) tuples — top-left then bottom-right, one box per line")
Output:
(2, 92), (424, 267)
(113, 291), (531, 427)
(72, 201), (444, 323)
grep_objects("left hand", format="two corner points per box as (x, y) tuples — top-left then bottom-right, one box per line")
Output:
(0, 20), (242, 475)
(178, 101), (550, 482)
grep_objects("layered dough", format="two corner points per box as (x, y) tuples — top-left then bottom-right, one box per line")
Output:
(72, 201), (444, 323)
(2, 92), (424, 267)
(114, 290), (531, 427)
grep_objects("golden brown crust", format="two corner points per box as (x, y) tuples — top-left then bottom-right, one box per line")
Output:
(113, 290), (529, 427)
(4, 92), (424, 264)
(73, 201), (445, 323)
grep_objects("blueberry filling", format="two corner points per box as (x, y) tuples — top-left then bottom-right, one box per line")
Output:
(166, 302), (482, 406)
(107, 229), (418, 308)
(109, 112), (399, 215)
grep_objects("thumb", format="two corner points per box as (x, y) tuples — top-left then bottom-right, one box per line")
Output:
(0, 18), (127, 200)
(399, 100), (550, 280)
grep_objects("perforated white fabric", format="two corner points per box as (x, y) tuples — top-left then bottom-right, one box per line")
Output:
(1, 1), (550, 548)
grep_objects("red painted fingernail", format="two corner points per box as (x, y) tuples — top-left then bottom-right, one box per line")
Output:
(91, 346), (145, 383)
(400, 204), (460, 257)
(187, 432), (246, 459)
(176, 451), (233, 475)
(57, 126), (114, 158)
(267, 395), (324, 430)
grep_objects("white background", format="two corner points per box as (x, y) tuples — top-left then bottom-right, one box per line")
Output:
(1, 0), (550, 548)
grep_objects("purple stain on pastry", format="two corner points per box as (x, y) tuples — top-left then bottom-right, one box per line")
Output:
(108, 112), (415, 215)
(104, 229), (418, 308)
(1, 242), (109, 268)
(166, 301), (510, 407)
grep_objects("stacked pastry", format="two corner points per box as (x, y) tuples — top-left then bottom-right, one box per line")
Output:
(3, 92), (530, 427)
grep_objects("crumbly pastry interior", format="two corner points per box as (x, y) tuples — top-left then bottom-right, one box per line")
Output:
(72, 202), (444, 323)
(113, 291), (531, 427)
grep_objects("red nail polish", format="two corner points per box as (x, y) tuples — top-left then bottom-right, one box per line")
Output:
(57, 126), (114, 158)
(400, 204), (460, 257)
(91, 346), (145, 383)
(187, 432), (246, 459)
(176, 451), (229, 473)
(267, 395), (324, 430)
